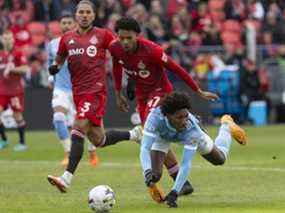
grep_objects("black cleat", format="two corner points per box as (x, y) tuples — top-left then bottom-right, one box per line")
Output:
(178, 180), (194, 196)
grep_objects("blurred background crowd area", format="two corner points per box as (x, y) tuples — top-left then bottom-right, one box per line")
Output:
(0, 0), (285, 124)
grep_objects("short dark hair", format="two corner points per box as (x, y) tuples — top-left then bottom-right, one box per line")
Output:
(161, 92), (192, 115)
(115, 17), (141, 33)
(76, 0), (96, 13)
(59, 11), (74, 21)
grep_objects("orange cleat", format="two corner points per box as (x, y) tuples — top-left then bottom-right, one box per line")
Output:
(148, 184), (165, 203)
(89, 150), (99, 167)
(221, 115), (247, 145)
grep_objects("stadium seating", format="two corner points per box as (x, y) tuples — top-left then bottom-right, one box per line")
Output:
(48, 21), (62, 38)
(221, 31), (241, 45)
(222, 20), (242, 34)
(27, 22), (46, 46)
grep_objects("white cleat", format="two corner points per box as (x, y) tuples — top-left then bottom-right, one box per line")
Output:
(129, 125), (143, 143)
(47, 175), (69, 193)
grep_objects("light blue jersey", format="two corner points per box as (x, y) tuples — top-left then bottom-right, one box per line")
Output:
(47, 37), (72, 92)
(140, 107), (205, 193)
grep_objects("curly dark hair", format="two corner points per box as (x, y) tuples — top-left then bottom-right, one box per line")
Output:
(115, 17), (141, 34)
(161, 91), (192, 115)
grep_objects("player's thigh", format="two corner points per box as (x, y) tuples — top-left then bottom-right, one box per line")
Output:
(151, 139), (170, 174)
(0, 95), (9, 112)
(73, 118), (90, 133)
(74, 93), (106, 127)
(12, 111), (24, 122)
(197, 132), (225, 165)
(9, 95), (24, 114)
(86, 125), (105, 146)
(144, 93), (165, 122)
(136, 101), (147, 124)
(137, 95), (163, 124)
(164, 149), (179, 167)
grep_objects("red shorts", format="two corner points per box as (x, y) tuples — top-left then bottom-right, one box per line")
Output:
(137, 91), (169, 124)
(73, 92), (106, 126)
(0, 94), (24, 112)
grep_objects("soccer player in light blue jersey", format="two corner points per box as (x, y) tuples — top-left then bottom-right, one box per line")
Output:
(140, 92), (247, 208)
(47, 12), (98, 167)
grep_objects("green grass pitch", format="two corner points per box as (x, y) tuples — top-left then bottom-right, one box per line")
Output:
(1, 125), (285, 213)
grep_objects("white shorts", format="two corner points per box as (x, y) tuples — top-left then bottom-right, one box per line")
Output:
(52, 89), (73, 109)
(151, 132), (214, 155)
(52, 89), (76, 126)
(151, 138), (171, 154)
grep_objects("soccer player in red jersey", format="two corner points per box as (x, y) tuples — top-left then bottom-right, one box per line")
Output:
(109, 17), (219, 201)
(47, 1), (142, 193)
(0, 30), (29, 151)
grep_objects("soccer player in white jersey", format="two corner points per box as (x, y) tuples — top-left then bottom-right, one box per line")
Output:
(47, 12), (98, 167)
(140, 92), (247, 208)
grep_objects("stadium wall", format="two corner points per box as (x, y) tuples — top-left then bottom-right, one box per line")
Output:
(22, 84), (211, 130)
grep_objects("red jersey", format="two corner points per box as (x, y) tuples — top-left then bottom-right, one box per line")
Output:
(109, 37), (199, 99)
(57, 27), (114, 95)
(0, 50), (27, 95)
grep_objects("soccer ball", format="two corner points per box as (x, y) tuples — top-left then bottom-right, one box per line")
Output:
(88, 185), (116, 212)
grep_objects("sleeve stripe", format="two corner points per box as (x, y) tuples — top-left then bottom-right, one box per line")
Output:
(143, 131), (157, 138)
(184, 145), (197, 151)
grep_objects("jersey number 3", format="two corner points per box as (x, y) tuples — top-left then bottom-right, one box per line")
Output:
(79, 102), (91, 117)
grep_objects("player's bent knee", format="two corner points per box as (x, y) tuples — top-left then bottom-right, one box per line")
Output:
(87, 130), (104, 146)
(53, 111), (66, 122)
(197, 134), (214, 155)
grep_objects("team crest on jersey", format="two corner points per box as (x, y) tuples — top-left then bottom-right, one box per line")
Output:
(139, 70), (150, 78)
(86, 45), (97, 57)
(161, 52), (168, 63)
(68, 39), (75, 45)
(137, 60), (150, 78)
(89, 35), (98, 44)
(137, 61), (146, 69)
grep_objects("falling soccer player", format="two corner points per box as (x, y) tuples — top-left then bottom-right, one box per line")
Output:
(140, 91), (247, 208)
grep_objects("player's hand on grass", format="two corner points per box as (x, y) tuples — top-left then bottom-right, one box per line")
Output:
(164, 190), (178, 208)
(197, 89), (219, 101)
(48, 64), (60, 75)
(115, 92), (129, 112)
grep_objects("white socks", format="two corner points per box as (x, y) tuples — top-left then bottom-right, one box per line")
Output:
(61, 171), (73, 186)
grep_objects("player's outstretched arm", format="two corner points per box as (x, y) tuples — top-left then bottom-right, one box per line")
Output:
(163, 55), (219, 101)
(165, 147), (196, 208)
(115, 90), (129, 112)
(196, 88), (219, 101)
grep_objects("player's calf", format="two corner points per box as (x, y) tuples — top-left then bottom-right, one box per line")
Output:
(178, 180), (194, 196)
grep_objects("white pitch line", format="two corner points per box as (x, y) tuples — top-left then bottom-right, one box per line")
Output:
(0, 160), (284, 172)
